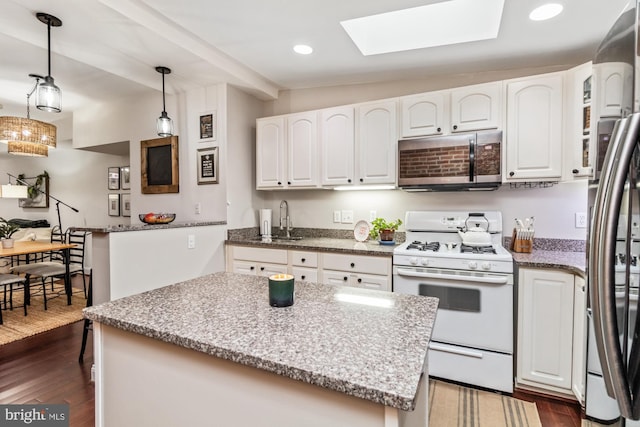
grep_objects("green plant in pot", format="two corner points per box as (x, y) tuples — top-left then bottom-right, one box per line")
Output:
(369, 217), (402, 243)
(0, 217), (20, 249)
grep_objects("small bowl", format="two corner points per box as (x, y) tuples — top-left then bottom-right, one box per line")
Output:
(139, 213), (176, 224)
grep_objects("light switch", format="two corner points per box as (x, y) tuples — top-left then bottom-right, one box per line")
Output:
(333, 211), (341, 223)
(187, 234), (196, 249)
(341, 210), (354, 224)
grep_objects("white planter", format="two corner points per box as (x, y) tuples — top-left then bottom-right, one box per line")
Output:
(1, 238), (14, 249)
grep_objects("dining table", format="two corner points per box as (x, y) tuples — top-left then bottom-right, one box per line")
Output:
(0, 241), (77, 305)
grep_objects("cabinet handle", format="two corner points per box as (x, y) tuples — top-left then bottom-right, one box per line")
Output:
(288, 181), (291, 185)
(350, 262), (355, 268)
(357, 278), (362, 283)
(343, 276), (348, 281)
(260, 267), (265, 271)
(277, 181), (282, 185)
(250, 266), (255, 270)
(453, 125), (458, 130)
(347, 179), (352, 183)
(359, 178), (364, 182)
(301, 258), (306, 263)
(437, 127), (441, 132)
(572, 169), (579, 174)
(509, 171), (515, 177)
(301, 275), (306, 280)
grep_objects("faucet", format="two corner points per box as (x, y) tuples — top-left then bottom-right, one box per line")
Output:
(279, 200), (292, 238)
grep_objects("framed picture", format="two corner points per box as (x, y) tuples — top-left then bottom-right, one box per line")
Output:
(197, 146), (219, 185)
(121, 193), (131, 217)
(141, 136), (179, 194)
(108, 167), (120, 190)
(120, 166), (131, 190)
(108, 194), (120, 216)
(18, 173), (50, 208)
(199, 111), (217, 141)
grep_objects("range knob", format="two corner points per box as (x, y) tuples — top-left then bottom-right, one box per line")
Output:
(409, 257), (418, 266)
(420, 258), (430, 267)
(468, 261), (478, 270)
(481, 262), (491, 270)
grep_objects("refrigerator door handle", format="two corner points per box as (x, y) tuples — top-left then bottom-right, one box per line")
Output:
(590, 113), (640, 419)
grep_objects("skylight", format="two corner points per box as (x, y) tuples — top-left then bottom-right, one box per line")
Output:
(340, 0), (505, 56)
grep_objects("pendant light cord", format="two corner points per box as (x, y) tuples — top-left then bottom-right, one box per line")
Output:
(46, 18), (52, 77)
(162, 72), (167, 113)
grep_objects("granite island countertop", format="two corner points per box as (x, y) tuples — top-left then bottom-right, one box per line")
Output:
(84, 271), (438, 411)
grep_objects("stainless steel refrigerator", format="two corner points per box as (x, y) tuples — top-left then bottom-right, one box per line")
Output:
(588, 1), (640, 425)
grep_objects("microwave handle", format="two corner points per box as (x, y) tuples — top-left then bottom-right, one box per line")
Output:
(469, 137), (475, 182)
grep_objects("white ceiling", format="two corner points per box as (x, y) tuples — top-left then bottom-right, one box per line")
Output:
(0, 0), (630, 120)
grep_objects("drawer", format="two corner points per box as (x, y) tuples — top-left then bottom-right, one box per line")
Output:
(289, 251), (318, 267)
(232, 246), (287, 264)
(322, 253), (390, 276)
(291, 267), (318, 283)
(353, 273), (391, 292)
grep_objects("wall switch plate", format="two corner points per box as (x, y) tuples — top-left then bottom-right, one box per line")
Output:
(195, 203), (201, 214)
(333, 211), (341, 223)
(187, 234), (196, 249)
(575, 212), (587, 228)
(341, 210), (354, 224)
(370, 210), (377, 222)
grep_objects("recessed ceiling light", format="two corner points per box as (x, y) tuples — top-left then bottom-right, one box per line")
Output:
(293, 44), (313, 55)
(341, 0), (505, 56)
(529, 3), (563, 21)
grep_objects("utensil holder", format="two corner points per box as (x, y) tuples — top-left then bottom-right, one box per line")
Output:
(511, 228), (533, 253)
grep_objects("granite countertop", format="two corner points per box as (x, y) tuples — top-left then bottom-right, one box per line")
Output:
(511, 250), (586, 276)
(226, 236), (397, 256)
(72, 220), (226, 233)
(84, 271), (438, 411)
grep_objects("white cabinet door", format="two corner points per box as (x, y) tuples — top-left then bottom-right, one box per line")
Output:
(572, 276), (587, 404)
(356, 100), (397, 185)
(353, 273), (391, 292)
(517, 268), (574, 392)
(321, 270), (351, 286)
(594, 62), (633, 118)
(292, 267), (318, 283)
(450, 82), (502, 133)
(257, 263), (288, 277)
(400, 92), (446, 137)
(321, 106), (355, 186)
(505, 73), (563, 181)
(565, 62), (593, 180)
(256, 117), (286, 188)
(287, 112), (319, 187)
(232, 260), (258, 276)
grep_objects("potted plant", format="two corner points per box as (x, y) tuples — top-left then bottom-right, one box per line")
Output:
(369, 217), (402, 243)
(0, 218), (20, 249)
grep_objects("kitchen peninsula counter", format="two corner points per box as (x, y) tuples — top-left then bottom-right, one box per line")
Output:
(85, 272), (438, 427)
(226, 236), (397, 257)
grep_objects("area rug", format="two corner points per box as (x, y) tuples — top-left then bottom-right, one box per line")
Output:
(429, 380), (542, 427)
(0, 282), (86, 345)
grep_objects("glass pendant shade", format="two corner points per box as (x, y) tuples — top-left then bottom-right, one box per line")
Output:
(36, 76), (62, 113)
(7, 141), (49, 157)
(157, 111), (174, 137)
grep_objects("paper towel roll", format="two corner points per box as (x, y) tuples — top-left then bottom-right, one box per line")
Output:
(260, 209), (272, 236)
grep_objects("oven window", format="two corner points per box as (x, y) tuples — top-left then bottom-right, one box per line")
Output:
(418, 283), (480, 312)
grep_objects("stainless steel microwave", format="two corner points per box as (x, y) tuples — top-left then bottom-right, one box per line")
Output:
(397, 130), (502, 191)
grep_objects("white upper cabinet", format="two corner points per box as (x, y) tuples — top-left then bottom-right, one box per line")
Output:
(356, 100), (397, 185)
(256, 112), (319, 189)
(505, 72), (564, 181)
(564, 62), (593, 180)
(399, 82), (501, 138)
(256, 117), (286, 188)
(321, 106), (355, 186)
(400, 91), (446, 137)
(287, 111), (319, 188)
(594, 62), (633, 118)
(450, 82), (502, 132)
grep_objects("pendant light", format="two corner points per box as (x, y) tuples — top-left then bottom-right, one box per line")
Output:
(35, 13), (63, 113)
(156, 66), (173, 137)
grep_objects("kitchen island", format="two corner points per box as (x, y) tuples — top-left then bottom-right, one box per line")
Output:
(84, 272), (438, 427)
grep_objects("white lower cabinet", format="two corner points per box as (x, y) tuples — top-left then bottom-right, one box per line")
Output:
(517, 268), (585, 400)
(290, 250), (319, 282)
(321, 253), (391, 291)
(229, 246), (288, 277)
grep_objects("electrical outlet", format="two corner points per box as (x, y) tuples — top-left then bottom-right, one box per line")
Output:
(341, 210), (354, 224)
(333, 211), (341, 223)
(195, 203), (201, 214)
(575, 212), (587, 228)
(187, 234), (196, 249)
(370, 210), (377, 222)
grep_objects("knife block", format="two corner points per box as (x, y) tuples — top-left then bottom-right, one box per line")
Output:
(511, 228), (533, 253)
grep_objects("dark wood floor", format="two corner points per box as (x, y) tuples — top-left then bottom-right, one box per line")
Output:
(0, 320), (94, 427)
(0, 321), (584, 427)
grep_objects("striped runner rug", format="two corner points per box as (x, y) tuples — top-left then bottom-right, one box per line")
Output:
(429, 379), (542, 427)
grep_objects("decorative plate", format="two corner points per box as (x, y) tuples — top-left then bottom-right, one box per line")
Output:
(353, 220), (370, 242)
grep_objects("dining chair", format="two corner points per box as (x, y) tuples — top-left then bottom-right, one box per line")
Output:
(11, 225), (67, 275)
(79, 270), (93, 362)
(0, 273), (28, 323)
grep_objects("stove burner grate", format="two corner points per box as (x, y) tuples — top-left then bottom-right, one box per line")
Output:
(406, 241), (441, 252)
(460, 244), (497, 255)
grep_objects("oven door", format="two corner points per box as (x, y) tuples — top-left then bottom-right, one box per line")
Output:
(393, 265), (513, 353)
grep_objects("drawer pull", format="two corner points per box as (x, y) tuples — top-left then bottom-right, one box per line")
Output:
(350, 262), (355, 268)
(357, 278), (362, 283)
(301, 258), (306, 263)
(343, 276), (348, 281)
(260, 267), (265, 271)
(250, 266), (255, 270)
(301, 275), (306, 280)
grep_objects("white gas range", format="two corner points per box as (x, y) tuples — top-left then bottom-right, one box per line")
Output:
(393, 210), (514, 393)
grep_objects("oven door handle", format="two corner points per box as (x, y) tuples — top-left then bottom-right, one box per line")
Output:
(395, 268), (509, 285)
(429, 342), (483, 359)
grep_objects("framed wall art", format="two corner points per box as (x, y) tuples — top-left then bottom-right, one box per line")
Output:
(18, 173), (50, 208)
(108, 193), (120, 216)
(121, 193), (131, 217)
(120, 166), (131, 190)
(199, 111), (217, 141)
(141, 136), (179, 194)
(197, 146), (219, 185)
(108, 167), (120, 190)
